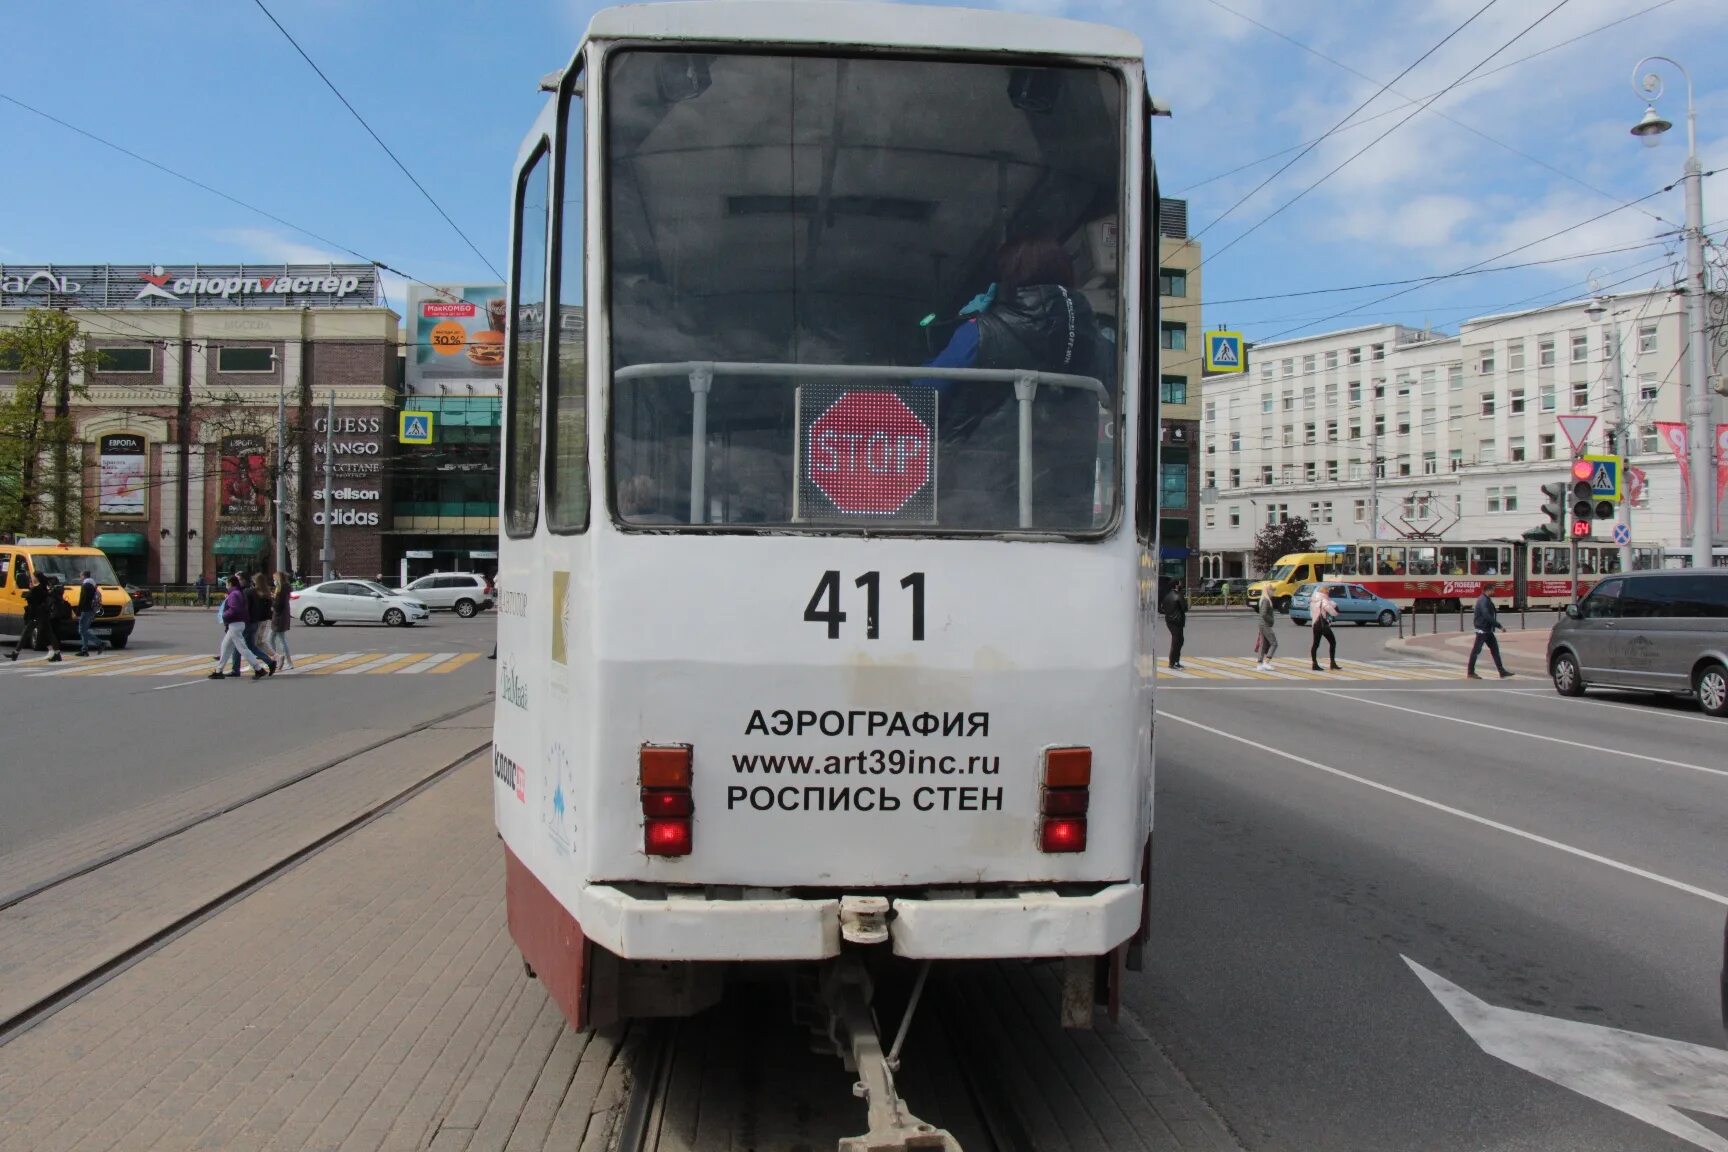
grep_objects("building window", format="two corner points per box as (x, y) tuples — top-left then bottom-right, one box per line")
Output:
(1261, 396), (1274, 414)
(1477, 347), (1495, 374)
(1504, 488), (1519, 513)
(1260, 465), (1273, 484)
(1160, 450), (1189, 510)
(216, 346), (274, 373)
(1638, 323), (1657, 353)
(1509, 387), (1525, 414)
(1160, 322), (1187, 351)
(1348, 383), (1362, 404)
(1282, 392), (1295, 412)
(1423, 451), (1437, 475)
(1539, 433), (1556, 460)
(1228, 506), (1241, 527)
(1639, 426), (1660, 454)
(1320, 502), (1334, 524)
(1228, 467), (1241, 487)
(1478, 438), (1495, 464)
(1203, 401), (1216, 421)
(1507, 341), (1525, 371)
(1396, 373), (1412, 396)
(1448, 402), (1463, 423)
(1348, 420), (1361, 440)
(1203, 470), (1215, 489)
(1446, 363), (1462, 391)
(1159, 267), (1187, 298)
(1572, 380), (1589, 409)
(1354, 498), (1367, 522)
(1305, 461), (1317, 481)
(1203, 506), (1215, 527)
(1638, 373), (1658, 402)
(1160, 374), (1188, 404)
(1570, 331), (1588, 363)
(1325, 351), (1338, 370)
(1325, 420), (1338, 442)
(1205, 437), (1216, 456)
(1509, 436), (1526, 462)
(1374, 414), (1386, 435)
(1303, 354), (1316, 376)
(1371, 343), (1385, 361)
(1282, 424), (1295, 446)
(1304, 422), (1316, 444)
(1486, 486), (1505, 513)
(1540, 383), (1556, 412)
(1282, 358), (1294, 377)
(1374, 382), (1385, 399)
(1302, 386), (1316, 408)
(95, 346), (152, 373)
(1480, 391), (1495, 417)
(1325, 459), (1338, 480)
(1398, 461), (1411, 477)
(1229, 431), (1241, 452)
(1449, 448), (1464, 472)
(1397, 414), (1410, 435)
(1374, 458), (1386, 479)
(1422, 406), (1436, 430)
(1348, 347), (1362, 365)
(1324, 381), (1338, 403)
(1538, 336), (1556, 367)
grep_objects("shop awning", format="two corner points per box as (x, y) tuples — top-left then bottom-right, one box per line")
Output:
(91, 532), (148, 556)
(212, 533), (268, 556)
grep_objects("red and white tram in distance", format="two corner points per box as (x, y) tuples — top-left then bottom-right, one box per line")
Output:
(1323, 538), (1664, 612)
(493, 4), (1160, 1145)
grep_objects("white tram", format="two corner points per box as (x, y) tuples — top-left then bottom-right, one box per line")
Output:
(494, 5), (1158, 1143)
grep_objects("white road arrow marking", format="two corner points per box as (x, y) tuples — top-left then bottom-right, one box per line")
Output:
(1406, 957), (1728, 1151)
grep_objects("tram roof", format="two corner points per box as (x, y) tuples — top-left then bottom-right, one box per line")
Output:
(582, 2), (1144, 62)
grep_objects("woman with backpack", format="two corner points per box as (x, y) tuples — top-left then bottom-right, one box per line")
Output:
(210, 575), (269, 680)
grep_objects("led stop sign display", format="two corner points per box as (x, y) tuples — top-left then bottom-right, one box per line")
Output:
(798, 386), (937, 521)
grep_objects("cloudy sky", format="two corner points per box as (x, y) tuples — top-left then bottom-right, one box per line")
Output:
(2, 0), (1723, 343)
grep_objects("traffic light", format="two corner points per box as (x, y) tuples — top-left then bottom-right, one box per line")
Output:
(1528, 480), (1568, 541)
(1571, 516), (1594, 539)
(1570, 478), (1596, 524)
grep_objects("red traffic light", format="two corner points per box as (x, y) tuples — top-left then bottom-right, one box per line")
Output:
(1572, 459), (1595, 482)
(1571, 518), (1593, 539)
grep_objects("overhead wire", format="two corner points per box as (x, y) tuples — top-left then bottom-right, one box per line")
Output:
(1200, 0), (1579, 269)
(249, 0), (503, 281)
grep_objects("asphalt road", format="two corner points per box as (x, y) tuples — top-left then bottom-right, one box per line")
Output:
(0, 607), (496, 855)
(1139, 611), (1728, 1151)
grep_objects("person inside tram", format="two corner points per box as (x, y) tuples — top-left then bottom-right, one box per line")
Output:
(918, 236), (1114, 529)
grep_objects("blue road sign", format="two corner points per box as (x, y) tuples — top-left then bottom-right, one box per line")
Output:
(1204, 331), (1244, 374)
(1612, 522), (1631, 546)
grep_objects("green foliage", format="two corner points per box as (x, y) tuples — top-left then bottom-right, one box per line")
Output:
(0, 310), (96, 538)
(1251, 516), (1318, 575)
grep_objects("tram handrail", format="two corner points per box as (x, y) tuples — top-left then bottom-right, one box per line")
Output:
(613, 361), (1110, 527)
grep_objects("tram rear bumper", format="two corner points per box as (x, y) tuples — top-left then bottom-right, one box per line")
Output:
(580, 882), (1142, 961)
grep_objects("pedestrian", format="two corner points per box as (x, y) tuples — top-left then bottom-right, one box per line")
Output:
(195, 573), (210, 607)
(1254, 585), (1279, 672)
(73, 569), (109, 657)
(269, 570), (295, 671)
(1161, 579), (1187, 670)
(1308, 584), (1340, 672)
(210, 575), (268, 680)
(6, 571), (65, 663)
(233, 572), (277, 677)
(1466, 590), (1515, 680)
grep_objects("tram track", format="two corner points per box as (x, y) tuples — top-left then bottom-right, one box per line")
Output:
(0, 704), (494, 1047)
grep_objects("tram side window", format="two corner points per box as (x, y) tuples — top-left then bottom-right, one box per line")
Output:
(1469, 546), (1500, 575)
(548, 76), (589, 532)
(604, 52), (1123, 534)
(1599, 548), (1622, 574)
(1334, 550), (1358, 577)
(1409, 546), (1438, 576)
(1440, 546), (1469, 575)
(1375, 546), (1405, 575)
(506, 145), (551, 538)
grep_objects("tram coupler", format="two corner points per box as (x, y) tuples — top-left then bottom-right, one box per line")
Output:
(822, 954), (960, 1152)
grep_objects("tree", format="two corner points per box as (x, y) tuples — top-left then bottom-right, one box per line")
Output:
(0, 310), (95, 539)
(1252, 516), (1317, 575)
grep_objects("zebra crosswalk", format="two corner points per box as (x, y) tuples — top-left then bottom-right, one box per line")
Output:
(1, 651), (485, 679)
(1153, 655), (1467, 682)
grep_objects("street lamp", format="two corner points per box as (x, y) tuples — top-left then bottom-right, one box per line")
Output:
(1629, 56), (1713, 568)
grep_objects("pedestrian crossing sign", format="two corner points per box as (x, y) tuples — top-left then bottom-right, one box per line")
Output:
(1582, 453), (1622, 501)
(398, 411), (434, 445)
(1204, 331), (1245, 374)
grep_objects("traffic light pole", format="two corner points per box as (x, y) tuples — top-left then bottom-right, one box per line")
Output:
(1603, 321), (1634, 574)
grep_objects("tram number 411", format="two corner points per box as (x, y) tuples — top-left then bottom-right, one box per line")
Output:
(805, 571), (925, 641)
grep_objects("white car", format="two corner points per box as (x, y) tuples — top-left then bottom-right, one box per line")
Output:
(402, 572), (494, 618)
(291, 580), (431, 627)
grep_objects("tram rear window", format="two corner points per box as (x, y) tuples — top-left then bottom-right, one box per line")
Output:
(604, 51), (1124, 534)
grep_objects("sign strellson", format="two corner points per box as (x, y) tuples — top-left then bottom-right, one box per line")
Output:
(0, 264), (377, 309)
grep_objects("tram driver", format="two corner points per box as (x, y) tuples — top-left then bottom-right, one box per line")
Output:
(919, 236), (1115, 530)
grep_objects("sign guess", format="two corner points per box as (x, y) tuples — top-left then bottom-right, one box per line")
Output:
(798, 387), (936, 520)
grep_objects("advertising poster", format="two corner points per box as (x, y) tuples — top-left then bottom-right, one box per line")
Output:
(1653, 421), (1728, 542)
(406, 283), (505, 390)
(220, 434), (269, 518)
(97, 433), (147, 515)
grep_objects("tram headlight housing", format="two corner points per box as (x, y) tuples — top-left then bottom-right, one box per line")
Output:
(641, 744), (694, 856)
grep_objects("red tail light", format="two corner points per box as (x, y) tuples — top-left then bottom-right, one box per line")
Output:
(289, 592), (300, 600)
(641, 744), (693, 856)
(1039, 746), (1091, 852)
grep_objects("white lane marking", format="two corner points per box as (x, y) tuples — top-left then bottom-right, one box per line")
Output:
(1159, 686), (1550, 693)
(1405, 958), (1728, 1151)
(1311, 690), (1728, 781)
(1507, 689), (1728, 727)
(337, 653), (413, 675)
(1157, 711), (1728, 907)
(399, 653), (453, 674)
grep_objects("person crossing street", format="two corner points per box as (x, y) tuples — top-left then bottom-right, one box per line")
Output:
(1309, 583), (1340, 672)
(1467, 590), (1515, 680)
(75, 569), (108, 657)
(1161, 580), (1188, 670)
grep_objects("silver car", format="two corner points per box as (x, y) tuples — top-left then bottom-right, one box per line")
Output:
(1547, 569), (1728, 717)
(402, 572), (494, 617)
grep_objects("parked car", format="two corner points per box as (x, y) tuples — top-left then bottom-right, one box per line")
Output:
(289, 580), (430, 628)
(402, 572), (495, 618)
(1289, 582), (1401, 627)
(1547, 569), (1728, 717)
(124, 584), (155, 612)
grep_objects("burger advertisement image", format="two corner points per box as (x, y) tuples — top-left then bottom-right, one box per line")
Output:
(407, 283), (505, 389)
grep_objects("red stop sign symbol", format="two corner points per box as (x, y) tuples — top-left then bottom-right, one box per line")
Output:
(808, 391), (932, 513)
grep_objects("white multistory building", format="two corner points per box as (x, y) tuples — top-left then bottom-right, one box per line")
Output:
(1196, 288), (1728, 577)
